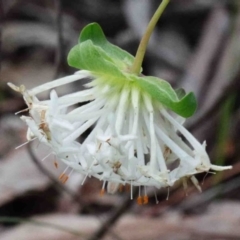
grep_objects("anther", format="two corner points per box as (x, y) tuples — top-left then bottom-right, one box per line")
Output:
(54, 161), (58, 169)
(59, 167), (70, 184)
(143, 195), (149, 204)
(100, 181), (106, 196)
(143, 186), (149, 204)
(100, 189), (105, 196)
(59, 173), (69, 184)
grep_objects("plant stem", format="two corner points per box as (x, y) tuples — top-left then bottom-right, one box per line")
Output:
(130, 0), (170, 74)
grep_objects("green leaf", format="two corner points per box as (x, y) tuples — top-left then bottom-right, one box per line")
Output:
(79, 23), (134, 66)
(67, 40), (125, 78)
(134, 76), (197, 118)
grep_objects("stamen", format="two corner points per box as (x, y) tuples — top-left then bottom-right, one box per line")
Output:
(202, 171), (216, 185)
(62, 175), (69, 184)
(100, 181), (106, 196)
(15, 108), (29, 115)
(202, 172), (209, 185)
(15, 137), (37, 149)
(130, 181), (133, 200)
(154, 190), (159, 204)
(81, 174), (88, 185)
(81, 159), (96, 185)
(143, 195), (149, 204)
(100, 188), (105, 196)
(143, 186), (148, 204)
(137, 186), (143, 205)
(54, 160), (58, 169)
(41, 152), (52, 162)
(59, 167), (72, 184)
(166, 187), (170, 201)
(59, 173), (69, 184)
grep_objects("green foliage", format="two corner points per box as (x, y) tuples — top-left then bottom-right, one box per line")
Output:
(133, 76), (197, 118)
(67, 23), (197, 118)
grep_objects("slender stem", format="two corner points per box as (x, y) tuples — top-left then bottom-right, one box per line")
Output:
(130, 0), (170, 74)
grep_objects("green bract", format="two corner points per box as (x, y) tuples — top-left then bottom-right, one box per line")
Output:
(67, 23), (197, 118)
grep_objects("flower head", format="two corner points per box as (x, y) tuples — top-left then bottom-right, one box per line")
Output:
(9, 23), (231, 199)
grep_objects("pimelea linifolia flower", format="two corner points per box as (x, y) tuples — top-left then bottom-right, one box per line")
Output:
(9, 0), (231, 203)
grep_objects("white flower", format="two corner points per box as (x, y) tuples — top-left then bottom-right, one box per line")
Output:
(9, 69), (231, 198)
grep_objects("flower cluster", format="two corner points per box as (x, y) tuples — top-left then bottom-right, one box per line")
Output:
(9, 22), (231, 201)
(9, 68), (231, 198)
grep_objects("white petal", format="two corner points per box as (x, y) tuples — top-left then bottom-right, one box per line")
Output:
(30, 70), (91, 95)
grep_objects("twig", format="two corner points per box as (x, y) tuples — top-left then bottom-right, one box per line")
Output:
(54, 0), (64, 78)
(89, 188), (138, 240)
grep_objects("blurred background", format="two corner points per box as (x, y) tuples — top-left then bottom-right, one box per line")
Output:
(0, 0), (240, 239)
